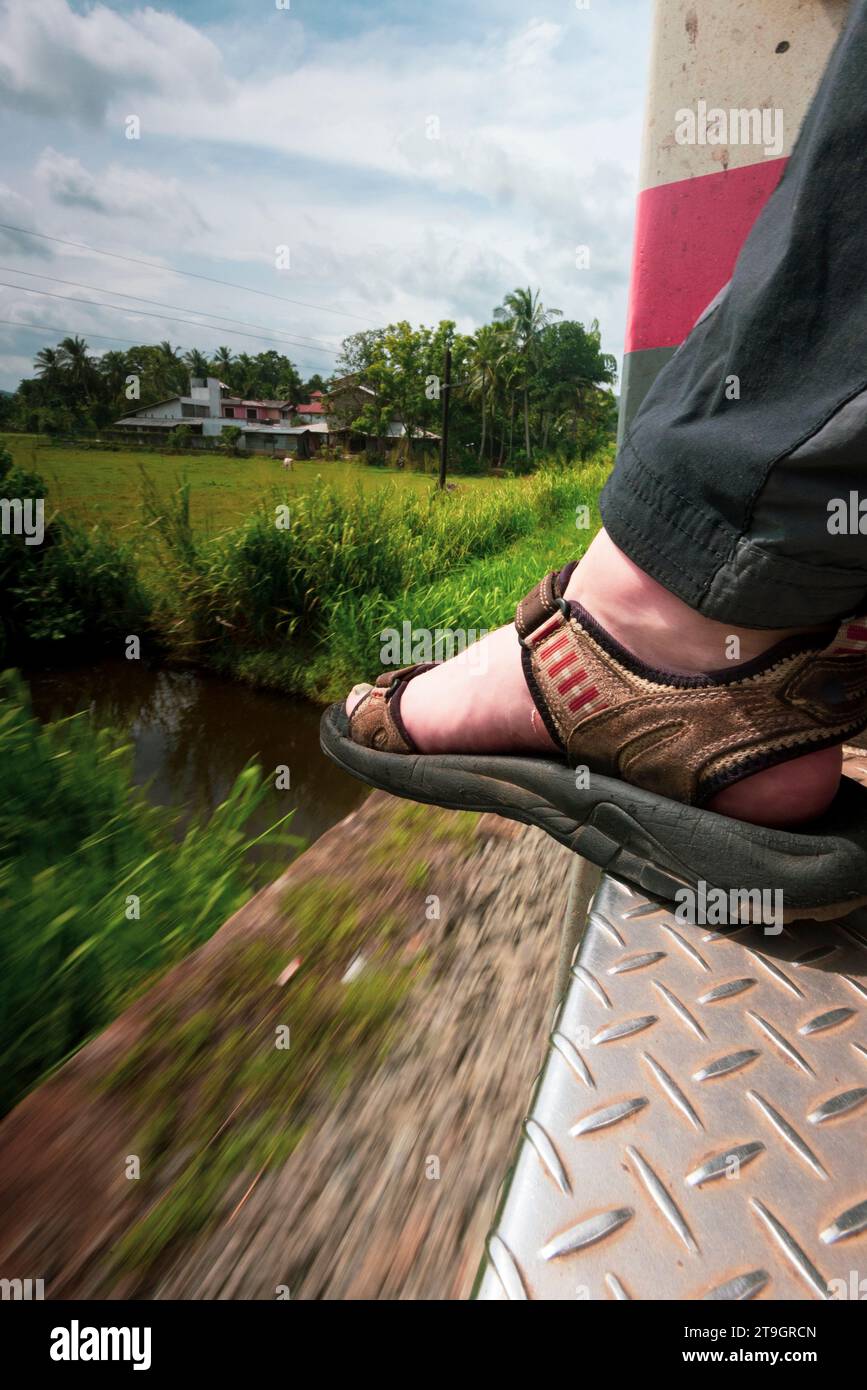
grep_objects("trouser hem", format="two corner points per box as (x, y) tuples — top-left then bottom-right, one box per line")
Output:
(601, 439), (867, 628)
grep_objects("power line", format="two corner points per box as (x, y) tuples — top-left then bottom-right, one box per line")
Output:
(0, 265), (342, 354)
(0, 222), (378, 326)
(0, 280), (339, 359)
(0, 316), (165, 348)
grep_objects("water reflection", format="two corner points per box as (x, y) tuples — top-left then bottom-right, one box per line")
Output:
(26, 659), (366, 870)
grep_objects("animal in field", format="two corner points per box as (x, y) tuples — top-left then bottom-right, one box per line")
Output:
(281, 456), (294, 471)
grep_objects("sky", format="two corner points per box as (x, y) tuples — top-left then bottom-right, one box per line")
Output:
(0, 0), (651, 393)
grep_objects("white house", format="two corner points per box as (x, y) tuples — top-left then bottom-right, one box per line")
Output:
(114, 374), (438, 456)
(113, 377), (322, 454)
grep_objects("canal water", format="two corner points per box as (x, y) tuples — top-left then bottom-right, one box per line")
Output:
(26, 659), (367, 871)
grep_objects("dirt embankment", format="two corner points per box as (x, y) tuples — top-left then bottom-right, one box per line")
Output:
(0, 791), (572, 1300)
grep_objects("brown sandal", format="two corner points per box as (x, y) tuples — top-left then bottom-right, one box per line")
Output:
(517, 561), (867, 806)
(322, 564), (867, 920)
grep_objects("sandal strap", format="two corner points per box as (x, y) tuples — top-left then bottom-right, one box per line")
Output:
(374, 662), (438, 690)
(349, 663), (438, 754)
(515, 570), (569, 644)
(518, 574), (867, 805)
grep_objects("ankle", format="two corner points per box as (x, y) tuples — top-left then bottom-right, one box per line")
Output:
(566, 531), (828, 675)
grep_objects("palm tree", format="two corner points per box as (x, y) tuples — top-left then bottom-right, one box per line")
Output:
(234, 352), (256, 396)
(495, 288), (561, 464)
(495, 345), (522, 467)
(33, 346), (63, 388)
(56, 335), (97, 400)
(211, 346), (235, 380)
(154, 340), (185, 396)
(183, 347), (211, 380)
(97, 349), (132, 401)
(467, 324), (506, 467)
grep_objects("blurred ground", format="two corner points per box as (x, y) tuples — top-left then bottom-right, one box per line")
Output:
(0, 791), (572, 1300)
(5, 752), (864, 1301)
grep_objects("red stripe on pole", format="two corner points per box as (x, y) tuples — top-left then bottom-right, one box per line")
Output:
(625, 158), (787, 354)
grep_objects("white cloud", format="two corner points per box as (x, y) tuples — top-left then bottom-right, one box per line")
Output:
(504, 18), (564, 71)
(34, 147), (208, 233)
(0, 0), (226, 122)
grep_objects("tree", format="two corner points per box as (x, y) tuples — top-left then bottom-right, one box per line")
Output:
(466, 323), (510, 467)
(220, 425), (243, 456)
(34, 346), (63, 390)
(239, 351), (302, 402)
(533, 318), (617, 456)
(56, 335), (97, 400)
(495, 288), (562, 464)
(211, 346), (235, 381)
(343, 320), (471, 463)
(335, 329), (386, 380)
(183, 348), (211, 379)
(535, 318), (616, 453)
(153, 341), (185, 397)
(98, 350), (132, 400)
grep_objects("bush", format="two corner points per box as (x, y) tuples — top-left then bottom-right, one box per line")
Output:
(0, 454), (151, 664)
(0, 672), (297, 1115)
(448, 444), (486, 476)
(220, 425), (243, 456)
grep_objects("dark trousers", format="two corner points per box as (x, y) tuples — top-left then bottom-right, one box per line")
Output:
(602, 0), (867, 629)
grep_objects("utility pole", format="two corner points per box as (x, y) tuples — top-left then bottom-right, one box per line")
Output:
(438, 344), (451, 490)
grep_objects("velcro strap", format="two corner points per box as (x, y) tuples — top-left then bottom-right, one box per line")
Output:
(515, 571), (561, 641)
(375, 662), (438, 692)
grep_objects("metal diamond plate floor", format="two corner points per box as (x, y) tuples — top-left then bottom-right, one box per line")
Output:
(475, 873), (867, 1300)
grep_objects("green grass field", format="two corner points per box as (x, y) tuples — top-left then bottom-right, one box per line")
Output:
(1, 432), (612, 697)
(0, 435), (491, 539)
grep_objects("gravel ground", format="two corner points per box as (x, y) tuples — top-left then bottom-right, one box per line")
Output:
(0, 793), (573, 1300)
(7, 759), (862, 1301)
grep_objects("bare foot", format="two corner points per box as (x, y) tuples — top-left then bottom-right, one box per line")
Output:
(346, 530), (842, 829)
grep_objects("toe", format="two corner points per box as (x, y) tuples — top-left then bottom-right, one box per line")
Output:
(346, 682), (373, 717)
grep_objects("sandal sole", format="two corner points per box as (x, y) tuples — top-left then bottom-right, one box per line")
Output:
(321, 704), (867, 923)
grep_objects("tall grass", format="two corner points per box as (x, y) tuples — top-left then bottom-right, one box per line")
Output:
(0, 672), (297, 1116)
(144, 454), (611, 686)
(2, 446), (610, 691)
(0, 455), (150, 665)
(315, 463), (606, 698)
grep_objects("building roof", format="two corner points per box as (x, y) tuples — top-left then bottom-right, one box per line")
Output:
(235, 421), (330, 436)
(327, 380), (375, 403)
(122, 395), (182, 416)
(328, 373), (365, 390)
(383, 422), (440, 440)
(113, 415), (202, 429)
(329, 381), (375, 398)
(233, 421), (311, 434)
(294, 400), (325, 414)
